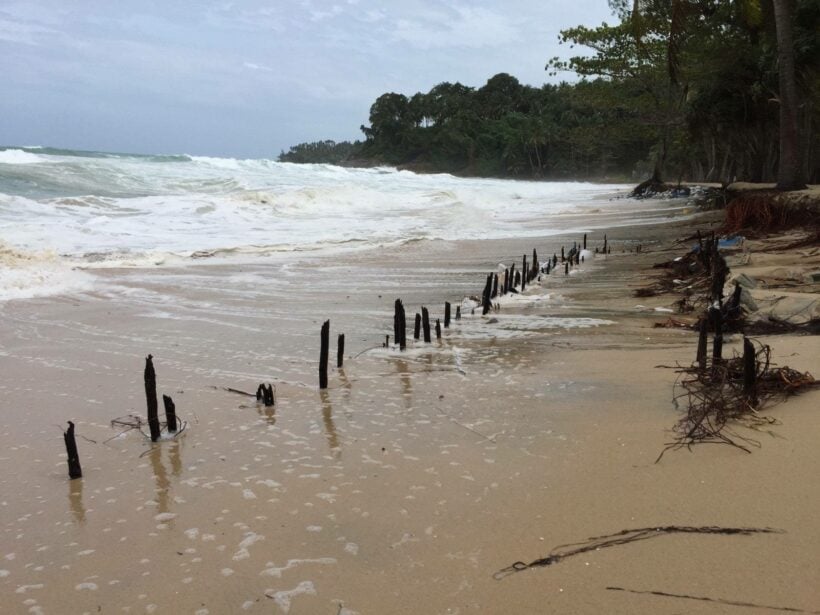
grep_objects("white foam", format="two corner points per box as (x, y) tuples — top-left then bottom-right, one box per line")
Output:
(267, 581), (316, 614)
(0, 149), (46, 164)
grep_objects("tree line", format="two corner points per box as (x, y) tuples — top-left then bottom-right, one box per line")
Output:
(280, 0), (819, 187)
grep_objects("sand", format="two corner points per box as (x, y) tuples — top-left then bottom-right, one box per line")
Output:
(0, 209), (818, 614)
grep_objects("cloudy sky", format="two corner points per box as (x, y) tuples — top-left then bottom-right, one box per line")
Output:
(1, 1), (615, 158)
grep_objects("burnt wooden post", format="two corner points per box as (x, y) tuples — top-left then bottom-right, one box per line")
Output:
(561, 246), (565, 262)
(455, 306), (461, 321)
(144, 355), (161, 442)
(696, 317), (708, 371)
(482, 274), (492, 315)
(564, 262), (569, 275)
(435, 319), (441, 339)
(522, 256), (527, 290)
(337, 333), (345, 368)
(532, 249), (538, 279)
(603, 234), (608, 254)
(262, 384), (274, 406)
(743, 337), (757, 406)
(63, 421), (82, 479)
(491, 273), (499, 298)
(710, 307), (723, 362)
(162, 394), (177, 433)
(710, 252), (728, 304)
(414, 313), (421, 339)
(553, 254), (558, 267)
(256, 384), (264, 401)
(503, 268), (509, 294)
(546, 261), (551, 274)
(394, 299), (406, 350)
(319, 320), (330, 389)
(509, 263), (516, 290)
(422, 307), (431, 342)
(583, 233), (587, 249)
(384, 334), (390, 347)
(444, 302), (451, 328)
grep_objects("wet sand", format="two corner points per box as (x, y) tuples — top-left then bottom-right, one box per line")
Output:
(1, 210), (818, 614)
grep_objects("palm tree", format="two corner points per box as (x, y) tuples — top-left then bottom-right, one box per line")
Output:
(772, 0), (807, 190)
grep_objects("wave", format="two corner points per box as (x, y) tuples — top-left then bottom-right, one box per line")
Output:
(0, 149), (49, 165)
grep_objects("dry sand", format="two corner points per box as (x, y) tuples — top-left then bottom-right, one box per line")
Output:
(0, 210), (818, 614)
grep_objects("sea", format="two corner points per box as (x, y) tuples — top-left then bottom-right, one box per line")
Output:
(0, 145), (682, 302)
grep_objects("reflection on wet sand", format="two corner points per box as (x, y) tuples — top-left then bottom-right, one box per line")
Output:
(319, 390), (340, 457)
(149, 446), (170, 515)
(257, 401), (276, 426)
(395, 359), (413, 409)
(68, 478), (85, 524)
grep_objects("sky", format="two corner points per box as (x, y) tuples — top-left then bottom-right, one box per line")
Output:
(0, 1), (616, 158)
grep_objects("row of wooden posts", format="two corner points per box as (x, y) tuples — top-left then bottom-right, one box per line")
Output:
(63, 233), (610, 477)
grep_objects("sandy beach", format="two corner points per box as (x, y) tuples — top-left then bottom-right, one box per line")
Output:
(1, 206), (818, 614)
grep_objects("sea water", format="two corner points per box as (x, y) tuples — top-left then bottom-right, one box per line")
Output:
(0, 146), (681, 301)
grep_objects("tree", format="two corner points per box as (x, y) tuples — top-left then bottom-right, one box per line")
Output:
(772, 0), (807, 190)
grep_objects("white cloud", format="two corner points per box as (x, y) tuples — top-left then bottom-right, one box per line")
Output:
(0, 15), (57, 45)
(243, 61), (273, 71)
(392, 6), (519, 50)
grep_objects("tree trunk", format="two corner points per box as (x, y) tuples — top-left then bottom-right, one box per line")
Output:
(773, 0), (807, 190)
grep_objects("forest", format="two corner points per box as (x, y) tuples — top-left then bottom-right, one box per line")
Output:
(279, 0), (820, 186)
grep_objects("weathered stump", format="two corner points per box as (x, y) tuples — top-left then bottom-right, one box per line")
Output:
(394, 299), (406, 350)
(743, 337), (757, 406)
(482, 273), (492, 315)
(144, 355), (161, 442)
(422, 307), (431, 343)
(444, 302), (451, 328)
(491, 273), (499, 298)
(522, 256), (527, 291)
(337, 333), (345, 368)
(319, 320), (330, 389)
(162, 394), (177, 432)
(583, 233), (587, 250)
(414, 313), (421, 339)
(455, 306), (461, 321)
(63, 421), (82, 479)
(435, 319), (441, 340)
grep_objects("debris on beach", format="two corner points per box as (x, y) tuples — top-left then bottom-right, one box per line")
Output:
(494, 525), (781, 580)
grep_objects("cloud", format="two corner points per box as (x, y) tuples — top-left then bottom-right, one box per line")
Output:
(0, 14), (57, 45)
(243, 61), (273, 71)
(392, 6), (519, 50)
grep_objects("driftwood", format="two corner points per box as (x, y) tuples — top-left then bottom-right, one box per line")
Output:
(606, 586), (820, 613)
(494, 525), (780, 580)
(63, 421), (82, 479)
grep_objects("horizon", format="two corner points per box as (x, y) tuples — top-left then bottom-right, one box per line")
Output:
(0, 1), (613, 158)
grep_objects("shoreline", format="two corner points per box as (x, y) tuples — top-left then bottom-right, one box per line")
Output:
(0, 207), (818, 613)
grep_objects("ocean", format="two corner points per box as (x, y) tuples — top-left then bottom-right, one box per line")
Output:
(0, 146), (683, 302)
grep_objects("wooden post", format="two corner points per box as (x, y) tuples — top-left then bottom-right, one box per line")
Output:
(546, 261), (551, 274)
(422, 307), (431, 343)
(482, 273), (492, 315)
(509, 263), (516, 290)
(256, 384), (264, 401)
(603, 234), (607, 255)
(444, 302), (451, 328)
(162, 394), (177, 433)
(532, 249), (538, 279)
(414, 313), (421, 339)
(696, 317), (708, 371)
(491, 273), (499, 298)
(144, 355), (161, 442)
(337, 333), (345, 368)
(564, 262), (569, 275)
(394, 299), (406, 350)
(263, 384), (274, 406)
(319, 320), (329, 389)
(385, 334), (389, 347)
(64, 421), (82, 479)
(455, 306), (461, 321)
(743, 337), (757, 406)
(561, 246), (565, 262)
(583, 233), (587, 250)
(710, 307), (723, 362)
(503, 268), (509, 294)
(435, 319), (441, 340)
(522, 255), (527, 290)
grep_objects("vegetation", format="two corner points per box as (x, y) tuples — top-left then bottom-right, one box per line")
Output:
(278, 140), (362, 164)
(280, 0), (820, 187)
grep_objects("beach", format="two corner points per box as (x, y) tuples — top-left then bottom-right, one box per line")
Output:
(1, 194), (818, 613)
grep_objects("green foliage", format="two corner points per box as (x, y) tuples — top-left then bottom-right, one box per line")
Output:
(278, 140), (362, 164)
(282, 0), (820, 182)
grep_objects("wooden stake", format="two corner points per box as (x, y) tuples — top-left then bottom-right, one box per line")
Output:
(63, 421), (82, 479)
(522, 256), (527, 291)
(503, 268), (509, 294)
(422, 307), (431, 343)
(564, 262), (569, 275)
(455, 306), (461, 321)
(162, 394), (177, 433)
(491, 273), (499, 298)
(561, 246), (565, 262)
(319, 320), (329, 389)
(710, 307), (723, 362)
(696, 317), (708, 371)
(337, 333), (345, 368)
(394, 299), (406, 350)
(482, 273), (492, 315)
(144, 355), (161, 442)
(414, 313), (421, 339)
(435, 319), (441, 340)
(743, 337), (757, 406)
(583, 233), (587, 249)
(444, 302), (451, 328)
